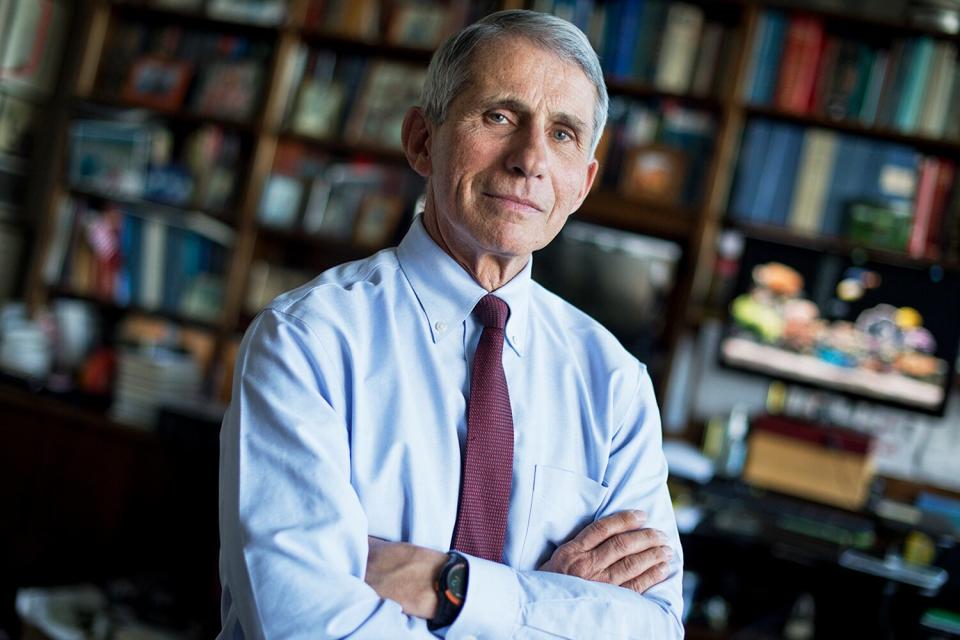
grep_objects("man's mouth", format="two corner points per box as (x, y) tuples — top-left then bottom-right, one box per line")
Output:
(485, 193), (544, 213)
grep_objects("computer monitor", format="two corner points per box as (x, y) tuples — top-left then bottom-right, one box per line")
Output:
(718, 237), (960, 416)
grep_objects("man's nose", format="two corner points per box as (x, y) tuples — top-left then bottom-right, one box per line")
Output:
(506, 126), (548, 179)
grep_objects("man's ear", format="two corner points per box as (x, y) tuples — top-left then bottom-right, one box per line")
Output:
(401, 107), (432, 178)
(572, 158), (599, 211)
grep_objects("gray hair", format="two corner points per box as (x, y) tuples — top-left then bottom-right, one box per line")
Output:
(420, 10), (609, 155)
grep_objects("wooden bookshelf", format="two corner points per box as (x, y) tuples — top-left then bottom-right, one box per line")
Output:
(743, 104), (960, 158)
(18, 0), (960, 414)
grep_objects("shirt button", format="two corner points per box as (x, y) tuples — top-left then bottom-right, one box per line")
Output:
(435, 321), (447, 333)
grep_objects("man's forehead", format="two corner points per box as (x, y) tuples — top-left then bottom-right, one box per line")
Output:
(464, 36), (596, 111)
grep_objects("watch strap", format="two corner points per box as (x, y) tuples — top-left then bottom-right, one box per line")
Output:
(428, 551), (468, 630)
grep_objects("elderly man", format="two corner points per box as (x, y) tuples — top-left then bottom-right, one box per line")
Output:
(219, 10), (683, 639)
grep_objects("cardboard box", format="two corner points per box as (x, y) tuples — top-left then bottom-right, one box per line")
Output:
(743, 415), (875, 510)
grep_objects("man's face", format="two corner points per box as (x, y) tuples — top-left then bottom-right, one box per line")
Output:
(422, 36), (599, 264)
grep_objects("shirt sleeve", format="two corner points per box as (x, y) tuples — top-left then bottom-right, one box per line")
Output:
(443, 365), (684, 640)
(219, 309), (438, 639)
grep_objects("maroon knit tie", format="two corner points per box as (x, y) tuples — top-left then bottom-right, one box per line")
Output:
(451, 294), (514, 561)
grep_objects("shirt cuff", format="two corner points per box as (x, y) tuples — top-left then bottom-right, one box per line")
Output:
(440, 554), (520, 639)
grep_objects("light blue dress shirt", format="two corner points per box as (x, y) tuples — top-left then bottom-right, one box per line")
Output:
(218, 216), (684, 639)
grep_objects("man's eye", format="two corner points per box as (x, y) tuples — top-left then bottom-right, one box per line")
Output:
(553, 129), (573, 142)
(488, 112), (508, 124)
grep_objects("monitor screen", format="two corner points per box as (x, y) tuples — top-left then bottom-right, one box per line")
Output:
(533, 221), (682, 382)
(719, 237), (960, 416)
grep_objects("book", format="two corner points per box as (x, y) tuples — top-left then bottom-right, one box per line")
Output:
(765, 125), (804, 226)
(924, 160), (956, 259)
(819, 39), (868, 120)
(689, 22), (724, 97)
(774, 16), (825, 113)
(747, 10), (788, 104)
(908, 157), (941, 258)
(858, 49), (889, 125)
(918, 41), (958, 137)
(729, 119), (772, 221)
(750, 124), (803, 225)
(894, 37), (935, 132)
(876, 39), (909, 128)
(628, 1), (665, 82)
(787, 128), (838, 234)
(820, 136), (873, 237)
(653, 2), (703, 94)
(140, 216), (166, 310)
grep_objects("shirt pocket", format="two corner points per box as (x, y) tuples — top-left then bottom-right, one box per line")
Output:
(518, 464), (609, 570)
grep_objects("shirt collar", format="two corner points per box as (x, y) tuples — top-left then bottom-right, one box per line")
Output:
(396, 215), (530, 356)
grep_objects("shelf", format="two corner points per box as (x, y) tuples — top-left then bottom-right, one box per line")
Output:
(755, 0), (960, 43)
(76, 95), (261, 135)
(742, 105), (960, 157)
(66, 186), (237, 245)
(278, 132), (409, 165)
(577, 190), (697, 242)
(49, 287), (223, 331)
(605, 78), (724, 112)
(256, 224), (384, 260)
(728, 219), (960, 272)
(298, 31), (435, 63)
(110, 1), (284, 37)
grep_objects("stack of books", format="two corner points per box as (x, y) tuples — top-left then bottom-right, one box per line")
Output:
(110, 346), (201, 427)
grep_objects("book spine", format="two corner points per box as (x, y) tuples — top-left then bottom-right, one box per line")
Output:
(787, 129), (836, 234)
(729, 119), (772, 221)
(895, 37), (935, 132)
(908, 157), (940, 257)
(140, 217), (166, 310)
(654, 2), (704, 94)
(924, 159), (956, 259)
(775, 17), (824, 113)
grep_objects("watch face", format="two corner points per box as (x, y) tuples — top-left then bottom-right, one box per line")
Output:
(447, 562), (467, 600)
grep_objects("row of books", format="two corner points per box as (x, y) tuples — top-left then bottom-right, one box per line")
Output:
(283, 48), (425, 150)
(258, 143), (420, 246)
(729, 119), (960, 261)
(744, 10), (960, 139)
(597, 96), (715, 207)
(304, 0), (497, 49)
(44, 198), (230, 322)
(97, 20), (272, 121)
(69, 119), (243, 213)
(535, 0), (735, 97)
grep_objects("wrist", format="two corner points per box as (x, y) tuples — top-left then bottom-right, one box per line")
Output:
(428, 551), (469, 630)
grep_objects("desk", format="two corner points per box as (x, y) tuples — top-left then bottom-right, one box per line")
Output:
(677, 479), (959, 639)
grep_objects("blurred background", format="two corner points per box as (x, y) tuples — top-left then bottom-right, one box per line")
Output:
(2, 0), (960, 638)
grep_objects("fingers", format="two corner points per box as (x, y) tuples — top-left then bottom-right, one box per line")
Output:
(622, 561), (672, 594)
(598, 539), (674, 586)
(568, 509), (646, 551)
(592, 527), (666, 571)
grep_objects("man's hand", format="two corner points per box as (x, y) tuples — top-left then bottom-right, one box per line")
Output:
(365, 537), (448, 620)
(538, 510), (673, 594)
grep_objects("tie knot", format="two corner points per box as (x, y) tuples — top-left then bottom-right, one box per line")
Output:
(473, 295), (509, 329)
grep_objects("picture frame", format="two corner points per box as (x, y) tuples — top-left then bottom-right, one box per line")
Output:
(0, 92), (35, 156)
(345, 62), (426, 150)
(618, 144), (687, 205)
(121, 55), (193, 111)
(191, 59), (262, 121)
(386, 3), (449, 49)
(353, 193), (403, 248)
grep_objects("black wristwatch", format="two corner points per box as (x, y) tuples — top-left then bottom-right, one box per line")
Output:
(428, 551), (468, 630)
